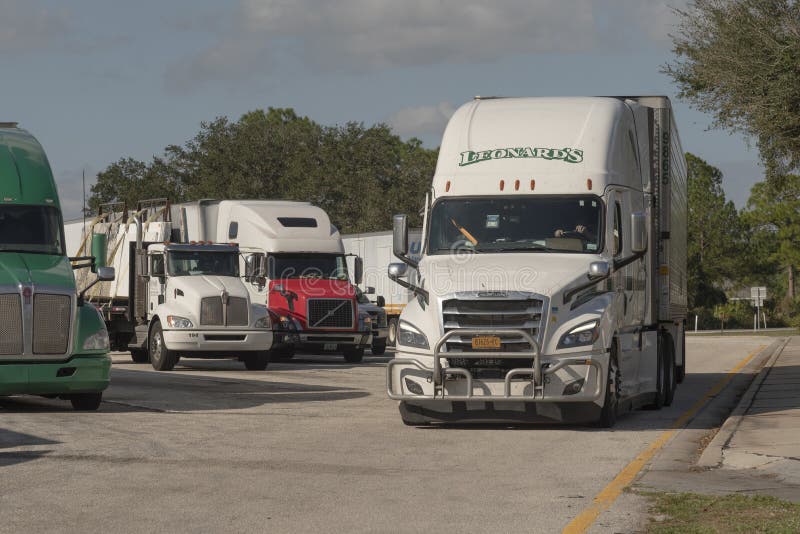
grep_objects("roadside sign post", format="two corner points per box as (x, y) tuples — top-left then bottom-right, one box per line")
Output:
(750, 286), (767, 331)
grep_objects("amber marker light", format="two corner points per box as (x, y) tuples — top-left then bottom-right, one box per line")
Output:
(587, 178), (593, 190)
(530, 179), (536, 191)
(445, 180), (451, 192)
(499, 179), (505, 191)
(514, 179), (520, 191)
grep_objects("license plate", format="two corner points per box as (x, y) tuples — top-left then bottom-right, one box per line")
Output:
(471, 336), (501, 350)
(323, 343), (338, 351)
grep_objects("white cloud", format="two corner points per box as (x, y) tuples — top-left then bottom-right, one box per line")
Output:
(0, 1), (71, 53)
(167, 0), (687, 90)
(388, 102), (456, 140)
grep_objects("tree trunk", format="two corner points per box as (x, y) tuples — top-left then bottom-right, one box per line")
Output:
(788, 264), (795, 301)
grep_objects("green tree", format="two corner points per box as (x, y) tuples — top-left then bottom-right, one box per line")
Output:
(686, 153), (743, 308)
(743, 175), (800, 304)
(88, 156), (183, 214)
(665, 0), (800, 177)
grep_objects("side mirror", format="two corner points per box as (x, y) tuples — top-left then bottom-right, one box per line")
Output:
(393, 214), (409, 259)
(97, 266), (115, 282)
(245, 255), (256, 279)
(257, 254), (267, 277)
(365, 286), (376, 295)
(354, 256), (363, 285)
(631, 212), (648, 253)
(376, 295), (386, 307)
(588, 261), (610, 280)
(388, 262), (408, 278)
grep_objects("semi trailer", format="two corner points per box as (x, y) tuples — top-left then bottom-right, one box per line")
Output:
(387, 96), (687, 427)
(0, 123), (115, 410)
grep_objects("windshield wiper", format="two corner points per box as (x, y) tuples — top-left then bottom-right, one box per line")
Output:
(476, 244), (554, 253)
(435, 247), (482, 254)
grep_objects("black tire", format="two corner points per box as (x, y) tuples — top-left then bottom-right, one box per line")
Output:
(647, 332), (667, 409)
(130, 349), (148, 364)
(149, 321), (179, 371)
(70, 392), (102, 411)
(343, 346), (364, 363)
(243, 351), (270, 371)
(664, 334), (677, 407)
(387, 318), (398, 347)
(597, 346), (620, 428)
(399, 401), (431, 426)
(270, 346), (295, 361)
(371, 339), (387, 356)
(676, 326), (686, 384)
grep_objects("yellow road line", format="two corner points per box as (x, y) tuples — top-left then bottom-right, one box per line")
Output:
(562, 344), (766, 534)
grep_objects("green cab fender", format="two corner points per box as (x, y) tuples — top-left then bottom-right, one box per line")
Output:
(73, 303), (111, 355)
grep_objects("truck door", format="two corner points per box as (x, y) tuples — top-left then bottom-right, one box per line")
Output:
(610, 190), (642, 393)
(148, 252), (166, 315)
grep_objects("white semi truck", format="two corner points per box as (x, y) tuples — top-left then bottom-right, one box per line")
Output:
(387, 96), (687, 427)
(66, 202), (274, 371)
(343, 230), (422, 347)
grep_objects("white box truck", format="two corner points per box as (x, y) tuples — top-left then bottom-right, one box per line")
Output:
(387, 96), (687, 427)
(66, 201), (274, 371)
(343, 230), (422, 347)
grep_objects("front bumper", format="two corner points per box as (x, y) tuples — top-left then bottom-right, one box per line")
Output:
(162, 329), (273, 352)
(387, 329), (607, 404)
(0, 354), (111, 396)
(296, 331), (372, 349)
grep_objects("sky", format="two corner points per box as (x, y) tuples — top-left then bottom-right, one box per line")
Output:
(0, 0), (763, 220)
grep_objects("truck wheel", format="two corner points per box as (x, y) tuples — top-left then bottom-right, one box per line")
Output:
(664, 335), (677, 407)
(371, 339), (387, 356)
(70, 392), (102, 411)
(343, 346), (364, 363)
(388, 318), (398, 347)
(130, 349), (148, 364)
(676, 327), (686, 384)
(149, 321), (179, 371)
(597, 350), (620, 428)
(270, 347), (295, 361)
(243, 352), (270, 371)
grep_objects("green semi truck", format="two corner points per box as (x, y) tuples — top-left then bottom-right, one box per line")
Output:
(0, 122), (114, 410)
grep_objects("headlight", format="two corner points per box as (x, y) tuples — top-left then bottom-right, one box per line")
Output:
(255, 315), (271, 329)
(398, 321), (429, 349)
(166, 315), (194, 328)
(558, 320), (599, 349)
(83, 329), (110, 351)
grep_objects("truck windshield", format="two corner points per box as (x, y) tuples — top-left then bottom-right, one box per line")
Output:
(268, 253), (349, 280)
(428, 196), (603, 254)
(0, 205), (64, 255)
(167, 251), (239, 277)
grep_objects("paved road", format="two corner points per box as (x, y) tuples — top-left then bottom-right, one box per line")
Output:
(0, 337), (770, 533)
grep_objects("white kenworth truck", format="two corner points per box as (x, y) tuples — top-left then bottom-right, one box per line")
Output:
(387, 96), (687, 427)
(66, 202), (273, 371)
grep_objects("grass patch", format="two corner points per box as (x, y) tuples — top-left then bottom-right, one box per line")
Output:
(644, 492), (800, 533)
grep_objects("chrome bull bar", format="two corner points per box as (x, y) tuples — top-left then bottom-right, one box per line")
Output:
(386, 329), (604, 402)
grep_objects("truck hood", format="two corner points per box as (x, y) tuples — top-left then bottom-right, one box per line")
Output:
(267, 278), (356, 326)
(0, 253), (74, 289)
(168, 275), (250, 299)
(418, 254), (597, 298)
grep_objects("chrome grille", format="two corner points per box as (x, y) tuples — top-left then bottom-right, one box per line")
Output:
(0, 294), (23, 355)
(227, 297), (248, 326)
(442, 298), (544, 363)
(200, 297), (223, 325)
(307, 299), (354, 329)
(33, 294), (71, 354)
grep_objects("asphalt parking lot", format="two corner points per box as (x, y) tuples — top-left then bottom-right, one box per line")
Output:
(0, 337), (771, 533)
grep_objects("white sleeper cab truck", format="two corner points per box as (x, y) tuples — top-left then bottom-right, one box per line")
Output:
(387, 96), (687, 427)
(66, 203), (273, 371)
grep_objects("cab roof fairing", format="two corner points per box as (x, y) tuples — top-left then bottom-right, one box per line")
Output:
(431, 97), (644, 198)
(215, 200), (344, 255)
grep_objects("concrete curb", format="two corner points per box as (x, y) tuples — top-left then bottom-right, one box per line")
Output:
(696, 338), (790, 468)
